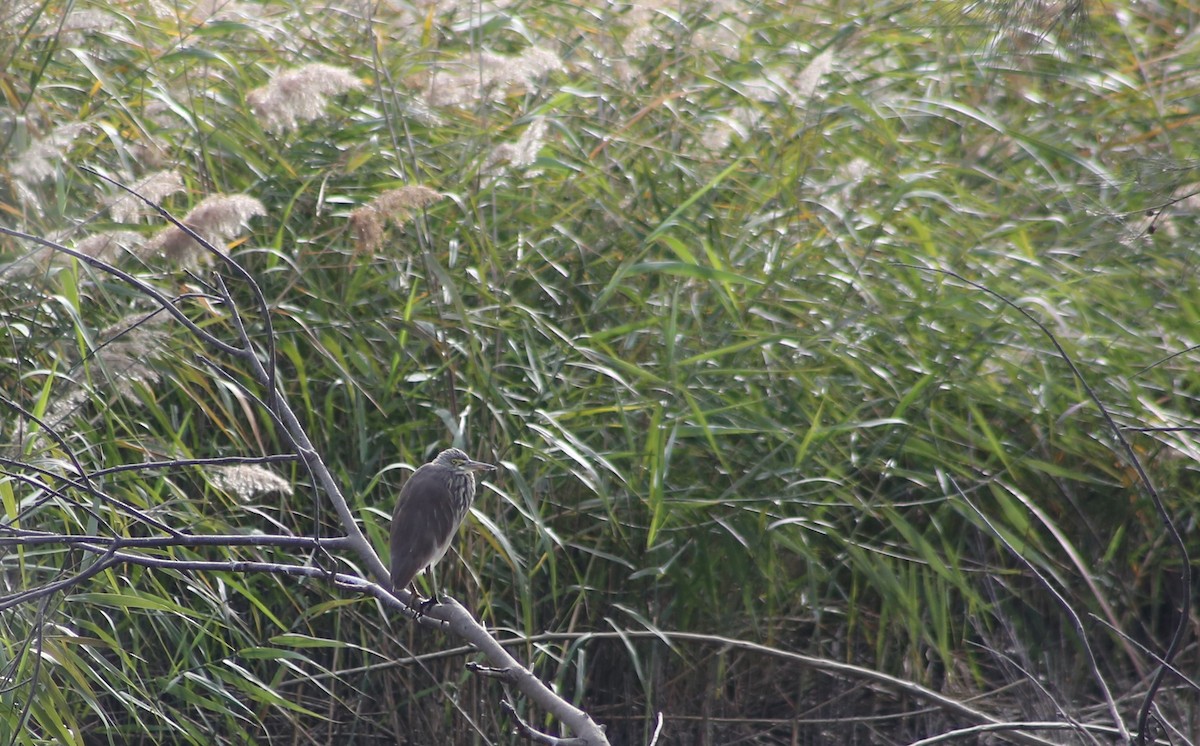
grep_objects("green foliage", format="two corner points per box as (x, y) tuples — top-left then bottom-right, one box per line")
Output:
(2, 0), (1199, 742)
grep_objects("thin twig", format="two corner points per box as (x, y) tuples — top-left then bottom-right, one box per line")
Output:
(0, 532), (353, 551)
(3, 178), (612, 746)
(0, 444), (181, 537)
(0, 225), (241, 356)
(500, 700), (588, 746)
(908, 721), (1157, 746)
(89, 453), (299, 479)
(0, 545), (120, 612)
(81, 166), (281, 398)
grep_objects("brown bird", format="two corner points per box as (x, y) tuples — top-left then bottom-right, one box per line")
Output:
(389, 447), (495, 608)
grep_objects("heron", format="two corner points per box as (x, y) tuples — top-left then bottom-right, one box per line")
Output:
(389, 447), (495, 610)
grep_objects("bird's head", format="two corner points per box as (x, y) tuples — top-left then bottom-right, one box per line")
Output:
(434, 448), (496, 474)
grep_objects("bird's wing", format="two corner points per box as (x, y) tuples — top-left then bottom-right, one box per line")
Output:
(389, 467), (458, 592)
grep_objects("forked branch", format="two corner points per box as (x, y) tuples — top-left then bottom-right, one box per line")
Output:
(0, 175), (611, 745)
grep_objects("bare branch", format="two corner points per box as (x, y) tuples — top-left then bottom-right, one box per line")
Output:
(908, 722), (1146, 746)
(81, 166), (280, 397)
(0, 225), (242, 357)
(500, 699), (589, 746)
(0, 454), (181, 537)
(0, 531), (353, 552)
(0, 544), (120, 612)
(647, 712), (664, 746)
(89, 453), (298, 479)
(1, 178), (612, 744)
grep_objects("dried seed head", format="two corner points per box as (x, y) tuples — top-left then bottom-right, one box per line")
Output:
(110, 170), (185, 224)
(424, 47), (561, 107)
(142, 194), (265, 266)
(486, 117), (547, 172)
(11, 123), (92, 186)
(209, 464), (294, 500)
(349, 186), (443, 253)
(248, 63), (362, 133)
(75, 231), (144, 264)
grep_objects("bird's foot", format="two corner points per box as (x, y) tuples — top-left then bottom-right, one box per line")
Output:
(415, 594), (440, 617)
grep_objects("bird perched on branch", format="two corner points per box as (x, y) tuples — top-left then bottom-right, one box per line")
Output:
(389, 447), (495, 609)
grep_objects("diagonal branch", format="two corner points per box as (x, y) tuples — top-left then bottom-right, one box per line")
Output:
(2, 180), (612, 745)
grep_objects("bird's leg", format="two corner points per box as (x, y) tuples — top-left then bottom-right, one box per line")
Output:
(408, 566), (441, 618)
(416, 567), (441, 615)
(430, 564), (441, 606)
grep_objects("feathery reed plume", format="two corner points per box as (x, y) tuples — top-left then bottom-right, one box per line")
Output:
(43, 311), (171, 429)
(485, 117), (548, 173)
(700, 50), (836, 152)
(110, 170), (185, 224)
(824, 157), (872, 212)
(699, 107), (760, 152)
(75, 231), (145, 264)
(208, 464), (293, 500)
(424, 47), (561, 107)
(349, 186), (443, 254)
(693, 14), (743, 57)
(9, 123), (92, 207)
(791, 49), (835, 102)
(738, 50), (835, 106)
(142, 194), (265, 266)
(0, 1), (40, 29)
(10, 123), (91, 183)
(187, 0), (262, 23)
(247, 63), (362, 133)
(48, 8), (118, 45)
(7, 230), (144, 276)
(94, 312), (171, 390)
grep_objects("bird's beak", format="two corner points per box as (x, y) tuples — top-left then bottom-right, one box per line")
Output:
(467, 459), (496, 473)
